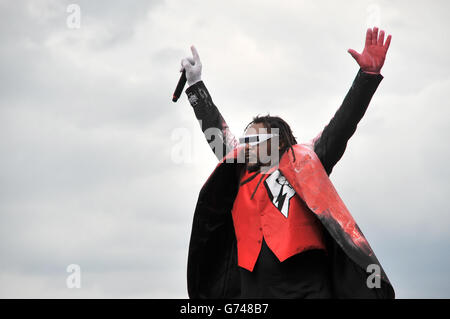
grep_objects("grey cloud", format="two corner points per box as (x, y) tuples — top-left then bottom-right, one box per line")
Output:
(1, 0), (449, 298)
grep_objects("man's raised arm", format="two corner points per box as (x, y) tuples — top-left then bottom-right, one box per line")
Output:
(314, 27), (392, 175)
(180, 46), (238, 161)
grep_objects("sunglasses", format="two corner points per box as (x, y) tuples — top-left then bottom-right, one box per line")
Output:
(238, 134), (278, 146)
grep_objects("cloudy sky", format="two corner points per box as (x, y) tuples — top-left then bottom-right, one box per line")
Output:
(0, 0), (449, 298)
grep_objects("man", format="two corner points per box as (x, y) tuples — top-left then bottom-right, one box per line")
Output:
(180, 27), (394, 298)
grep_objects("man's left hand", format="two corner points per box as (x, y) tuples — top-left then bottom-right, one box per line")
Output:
(348, 27), (392, 74)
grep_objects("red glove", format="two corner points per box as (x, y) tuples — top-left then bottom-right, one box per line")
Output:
(348, 27), (392, 74)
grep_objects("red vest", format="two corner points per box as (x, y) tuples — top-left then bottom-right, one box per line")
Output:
(231, 165), (327, 272)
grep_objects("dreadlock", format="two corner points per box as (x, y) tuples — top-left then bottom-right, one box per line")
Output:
(244, 114), (298, 162)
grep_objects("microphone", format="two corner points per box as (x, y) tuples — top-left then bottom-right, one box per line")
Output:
(172, 69), (187, 102)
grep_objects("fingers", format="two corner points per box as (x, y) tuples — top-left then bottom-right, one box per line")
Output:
(347, 49), (360, 62)
(180, 59), (187, 72)
(384, 34), (392, 51)
(372, 27), (378, 45)
(378, 30), (385, 46)
(365, 28), (372, 47)
(181, 58), (193, 70)
(180, 57), (195, 71)
(369, 27), (391, 51)
(179, 45), (200, 72)
(191, 45), (201, 64)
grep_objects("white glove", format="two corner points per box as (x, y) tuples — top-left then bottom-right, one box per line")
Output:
(180, 45), (202, 86)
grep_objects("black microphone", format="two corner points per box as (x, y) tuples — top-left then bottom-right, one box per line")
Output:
(172, 69), (187, 102)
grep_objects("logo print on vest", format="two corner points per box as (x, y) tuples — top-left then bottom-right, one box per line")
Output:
(264, 170), (295, 218)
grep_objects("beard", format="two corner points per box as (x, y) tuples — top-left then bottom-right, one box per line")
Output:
(244, 150), (261, 172)
(245, 151), (281, 173)
(246, 161), (261, 173)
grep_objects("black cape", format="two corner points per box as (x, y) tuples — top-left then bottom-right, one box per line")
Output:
(187, 149), (395, 299)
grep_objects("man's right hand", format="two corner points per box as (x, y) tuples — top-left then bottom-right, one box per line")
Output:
(180, 45), (202, 86)
(347, 27), (391, 74)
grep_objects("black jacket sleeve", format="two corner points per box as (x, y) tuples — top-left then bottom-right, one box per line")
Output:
(313, 69), (383, 175)
(185, 81), (238, 161)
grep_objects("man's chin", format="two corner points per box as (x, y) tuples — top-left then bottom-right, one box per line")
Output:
(246, 162), (260, 173)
